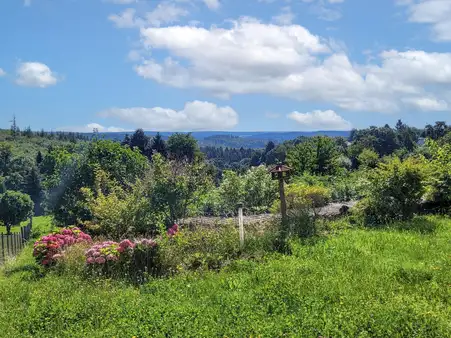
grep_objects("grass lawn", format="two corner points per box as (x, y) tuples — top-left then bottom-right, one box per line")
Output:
(0, 216), (450, 337)
(0, 216), (54, 235)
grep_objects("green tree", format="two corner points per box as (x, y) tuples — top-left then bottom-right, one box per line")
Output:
(23, 166), (44, 215)
(130, 129), (151, 159)
(48, 140), (148, 225)
(147, 153), (211, 225)
(36, 151), (43, 165)
(150, 133), (168, 158)
(287, 141), (316, 175)
(357, 148), (379, 169)
(287, 136), (338, 175)
(0, 142), (12, 176)
(243, 166), (278, 212)
(167, 133), (200, 163)
(358, 156), (425, 225)
(0, 191), (34, 234)
(218, 170), (245, 215)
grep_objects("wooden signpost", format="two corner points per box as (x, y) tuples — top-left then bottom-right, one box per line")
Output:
(269, 164), (292, 223)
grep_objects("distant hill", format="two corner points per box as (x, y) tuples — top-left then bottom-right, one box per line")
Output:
(92, 131), (351, 148)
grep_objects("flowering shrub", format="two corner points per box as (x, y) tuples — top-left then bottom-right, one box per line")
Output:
(33, 227), (92, 266)
(167, 223), (179, 237)
(85, 238), (160, 282)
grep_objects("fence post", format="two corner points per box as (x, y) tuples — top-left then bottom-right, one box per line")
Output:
(1, 234), (4, 263)
(237, 203), (244, 249)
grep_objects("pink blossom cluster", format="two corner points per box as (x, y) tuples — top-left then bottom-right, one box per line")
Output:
(135, 238), (157, 248)
(85, 238), (157, 265)
(85, 241), (121, 264)
(33, 227), (92, 266)
(167, 223), (179, 237)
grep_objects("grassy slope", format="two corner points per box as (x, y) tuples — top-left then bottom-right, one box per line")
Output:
(0, 216), (54, 235)
(0, 216), (450, 337)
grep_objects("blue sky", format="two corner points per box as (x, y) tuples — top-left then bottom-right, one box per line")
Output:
(1, 0), (451, 132)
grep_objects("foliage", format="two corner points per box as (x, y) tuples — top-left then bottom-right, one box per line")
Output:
(287, 136), (339, 175)
(357, 148), (379, 169)
(47, 140), (148, 226)
(167, 133), (200, 163)
(217, 170), (244, 215)
(422, 139), (451, 209)
(357, 156), (426, 225)
(271, 183), (331, 213)
(243, 165), (278, 213)
(0, 190), (34, 234)
(33, 227), (92, 266)
(147, 153), (212, 225)
(81, 169), (165, 238)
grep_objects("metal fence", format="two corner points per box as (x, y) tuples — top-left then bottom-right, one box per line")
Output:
(0, 218), (32, 264)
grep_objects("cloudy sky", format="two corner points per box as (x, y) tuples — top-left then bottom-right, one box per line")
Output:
(1, 0), (451, 132)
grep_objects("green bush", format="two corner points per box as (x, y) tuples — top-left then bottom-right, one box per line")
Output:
(357, 156), (426, 225)
(271, 183), (331, 213)
(422, 140), (451, 209)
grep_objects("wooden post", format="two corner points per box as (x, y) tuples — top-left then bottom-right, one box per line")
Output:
(278, 172), (287, 223)
(1, 234), (4, 263)
(269, 164), (291, 224)
(238, 203), (244, 249)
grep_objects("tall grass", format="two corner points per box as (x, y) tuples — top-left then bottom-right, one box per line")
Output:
(0, 216), (449, 337)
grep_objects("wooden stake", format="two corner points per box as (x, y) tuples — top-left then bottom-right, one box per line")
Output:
(238, 204), (244, 249)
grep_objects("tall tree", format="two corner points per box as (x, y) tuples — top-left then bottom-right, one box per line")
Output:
(167, 133), (200, 163)
(150, 132), (168, 158)
(23, 166), (44, 215)
(36, 151), (43, 165)
(129, 129), (151, 159)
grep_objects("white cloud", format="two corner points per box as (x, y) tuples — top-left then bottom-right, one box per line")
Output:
(99, 101), (239, 131)
(287, 110), (351, 130)
(402, 97), (448, 111)
(400, 0), (451, 41)
(109, 3), (188, 28)
(16, 62), (58, 88)
(0, 68), (5, 77)
(203, 0), (220, 10)
(272, 6), (295, 25)
(58, 123), (127, 133)
(131, 18), (451, 113)
(109, 8), (139, 28)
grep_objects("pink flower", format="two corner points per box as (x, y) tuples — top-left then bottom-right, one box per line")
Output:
(93, 251), (101, 257)
(86, 257), (95, 264)
(95, 257), (106, 264)
(119, 239), (135, 250)
(106, 254), (116, 261)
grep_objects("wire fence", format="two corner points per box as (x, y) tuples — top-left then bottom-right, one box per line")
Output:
(0, 218), (32, 264)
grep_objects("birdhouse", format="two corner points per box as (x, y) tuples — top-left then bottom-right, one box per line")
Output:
(268, 164), (292, 180)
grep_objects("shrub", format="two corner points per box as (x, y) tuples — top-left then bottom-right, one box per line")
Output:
(85, 238), (161, 282)
(81, 169), (165, 238)
(357, 156), (426, 225)
(159, 223), (240, 273)
(33, 227), (92, 266)
(357, 148), (379, 169)
(271, 183), (331, 213)
(422, 140), (451, 210)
